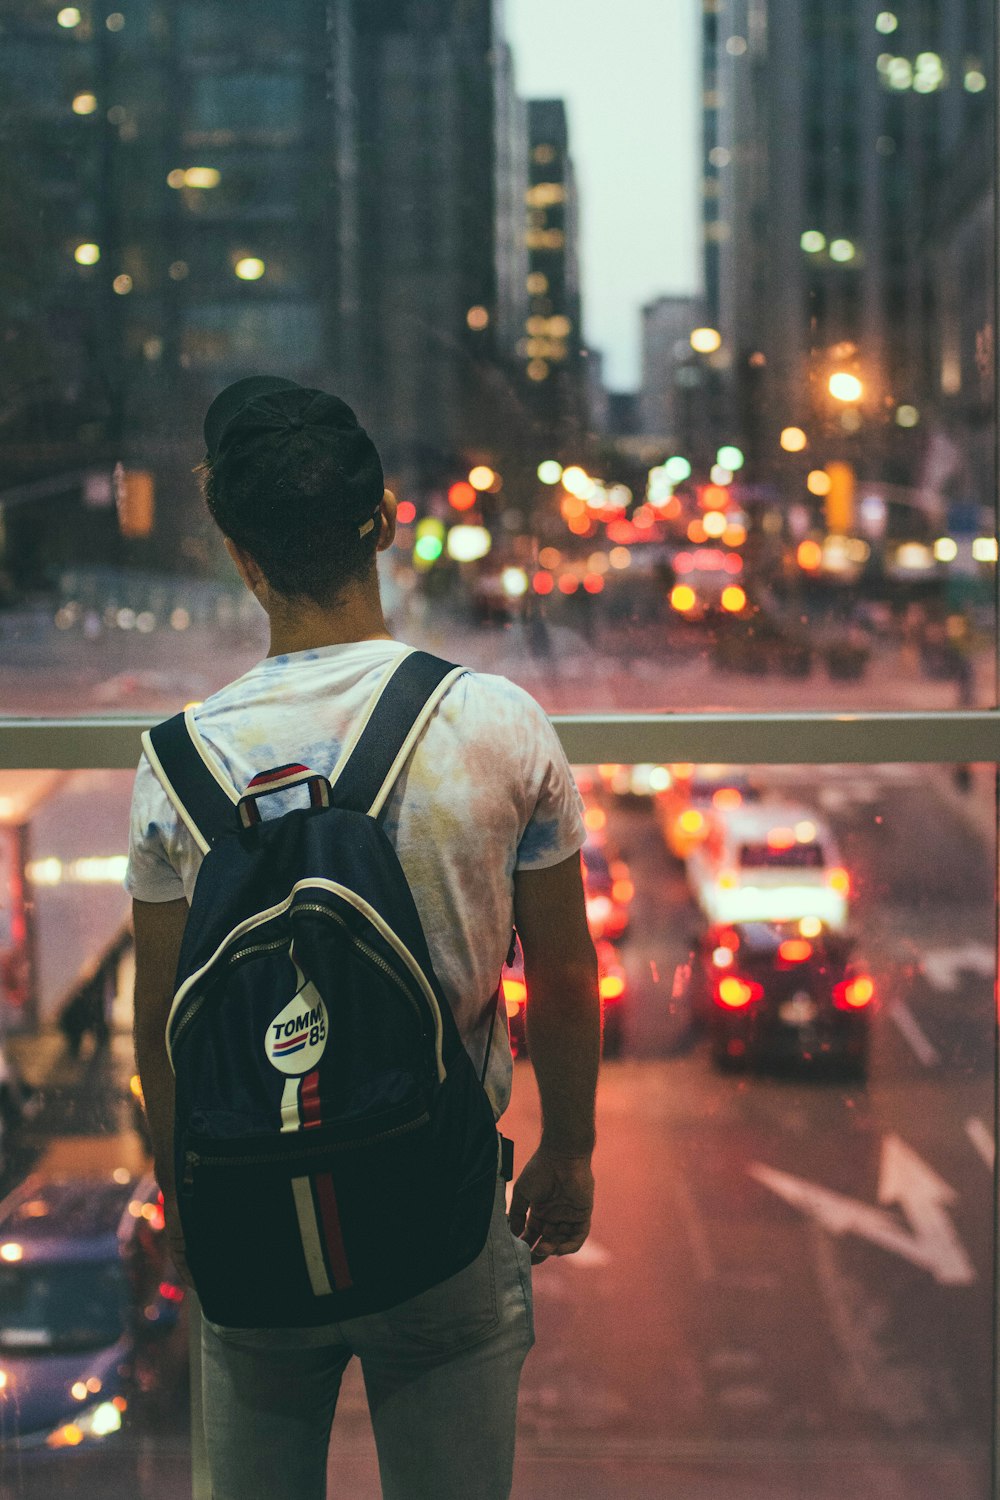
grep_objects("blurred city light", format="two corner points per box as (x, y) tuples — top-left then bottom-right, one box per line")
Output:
(965, 70), (987, 93)
(664, 456), (692, 483)
(532, 570), (554, 595)
(807, 469), (832, 496)
(779, 426), (808, 451)
(797, 539), (823, 570)
(800, 230), (826, 253)
(829, 239), (856, 262)
(447, 481), (477, 511)
(933, 537), (958, 562)
(717, 445), (745, 470)
(112, 274), (133, 295)
(972, 537), (998, 563)
(558, 574), (580, 595)
(414, 534), (443, 564)
(466, 305), (490, 330)
(703, 511), (727, 538)
(875, 11), (898, 32)
(234, 257), (266, 281)
(721, 586), (747, 613)
(608, 547), (631, 570)
(537, 460), (563, 485)
(886, 57), (914, 89)
(670, 585), (696, 612)
(690, 327), (722, 354)
(468, 465), (496, 491)
(396, 500), (416, 525)
(106, 12), (125, 30)
(562, 465), (593, 498)
(700, 485), (730, 509)
(895, 404), (920, 427)
(184, 167), (221, 189)
(72, 93), (98, 115)
(501, 567), (528, 597)
(74, 242), (100, 265)
(446, 525), (492, 562)
(710, 465), (734, 486)
(828, 372), (863, 402)
(56, 7), (81, 25)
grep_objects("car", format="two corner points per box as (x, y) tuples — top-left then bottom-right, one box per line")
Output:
(582, 837), (633, 943)
(653, 765), (757, 861)
(684, 800), (850, 931)
(689, 919), (873, 1073)
(0, 1172), (185, 1451)
(503, 937), (627, 1059)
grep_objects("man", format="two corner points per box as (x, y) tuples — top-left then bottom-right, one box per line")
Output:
(127, 377), (600, 1500)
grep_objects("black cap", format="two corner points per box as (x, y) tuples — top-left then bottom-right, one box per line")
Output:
(203, 376), (385, 534)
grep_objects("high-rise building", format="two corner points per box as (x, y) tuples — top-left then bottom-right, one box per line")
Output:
(520, 99), (586, 448)
(640, 294), (704, 441)
(702, 0), (994, 494)
(330, 0), (530, 487)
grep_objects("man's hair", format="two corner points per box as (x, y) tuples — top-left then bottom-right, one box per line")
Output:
(197, 387), (385, 607)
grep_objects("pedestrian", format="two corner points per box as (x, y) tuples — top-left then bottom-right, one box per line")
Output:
(127, 377), (600, 1500)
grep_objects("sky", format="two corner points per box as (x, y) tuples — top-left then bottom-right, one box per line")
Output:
(506, 0), (701, 392)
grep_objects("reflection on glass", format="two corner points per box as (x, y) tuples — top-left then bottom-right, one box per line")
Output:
(0, 772), (186, 1495)
(0, 2), (993, 715)
(492, 761), (999, 1497)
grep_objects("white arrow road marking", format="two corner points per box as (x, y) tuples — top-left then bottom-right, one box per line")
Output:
(750, 1134), (975, 1286)
(920, 943), (995, 993)
(965, 1116), (995, 1170)
(888, 1000), (940, 1067)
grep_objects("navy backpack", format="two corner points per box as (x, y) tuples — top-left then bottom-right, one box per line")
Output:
(143, 650), (502, 1328)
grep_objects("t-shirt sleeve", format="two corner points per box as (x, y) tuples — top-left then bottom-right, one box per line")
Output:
(515, 698), (587, 871)
(125, 755), (187, 903)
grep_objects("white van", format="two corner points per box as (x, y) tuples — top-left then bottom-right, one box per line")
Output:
(685, 800), (850, 931)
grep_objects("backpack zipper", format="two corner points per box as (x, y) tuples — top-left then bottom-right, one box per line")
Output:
(182, 1110), (430, 1189)
(170, 915), (430, 1052)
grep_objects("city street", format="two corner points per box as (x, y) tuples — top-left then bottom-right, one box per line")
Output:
(0, 761), (993, 1498)
(0, 598), (991, 716)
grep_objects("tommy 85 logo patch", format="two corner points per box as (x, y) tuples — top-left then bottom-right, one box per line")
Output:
(265, 980), (329, 1076)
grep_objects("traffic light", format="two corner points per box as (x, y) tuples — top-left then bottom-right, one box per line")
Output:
(114, 466), (155, 538)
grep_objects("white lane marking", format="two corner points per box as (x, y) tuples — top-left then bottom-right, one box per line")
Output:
(750, 1133), (975, 1286)
(921, 943), (995, 992)
(889, 1000), (941, 1068)
(671, 1171), (717, 1283)
(965, 1116), (995, 1170)
(563, 1239), (610, 1268)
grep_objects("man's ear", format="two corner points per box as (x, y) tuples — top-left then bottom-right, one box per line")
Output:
(223, 536), (265, 596)
(377, 489), (398, 553)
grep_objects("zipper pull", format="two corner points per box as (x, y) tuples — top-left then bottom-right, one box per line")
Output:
(181, 1151), (198, 1195)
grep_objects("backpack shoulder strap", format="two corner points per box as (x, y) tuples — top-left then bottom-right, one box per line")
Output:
(142, 708), (239, 854)
(330, 650), (465, 818)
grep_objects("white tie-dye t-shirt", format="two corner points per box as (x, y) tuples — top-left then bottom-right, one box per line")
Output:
(125, 638), (586, 1117)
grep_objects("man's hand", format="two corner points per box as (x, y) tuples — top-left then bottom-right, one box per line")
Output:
(509, 1146), (594, 1264)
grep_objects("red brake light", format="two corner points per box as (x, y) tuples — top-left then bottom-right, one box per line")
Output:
(778, 939), (813, 964)
(833, 974), (874, 1009)
(715, 975), (764, 1009)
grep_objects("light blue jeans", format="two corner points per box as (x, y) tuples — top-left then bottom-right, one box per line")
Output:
(201, 1175), (534, 1500)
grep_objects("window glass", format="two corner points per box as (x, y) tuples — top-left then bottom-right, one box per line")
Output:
(0, 770), (189, 1497)
(0, 759), (993, 1496)
(0, 1), (992, 717)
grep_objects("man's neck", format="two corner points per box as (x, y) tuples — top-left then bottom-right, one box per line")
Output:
(265, 591), (393, 658)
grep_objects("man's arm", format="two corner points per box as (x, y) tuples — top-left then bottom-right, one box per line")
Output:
(508, 851), (600, 1264)
(132, 896), (190, 1278)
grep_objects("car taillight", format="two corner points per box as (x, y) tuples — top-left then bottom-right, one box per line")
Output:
(502, 977), (527, 1016)
(833, 974), (874, 1009)
(599, 974), (626, 1002)
(827, 866), (850, 895)
(714, 975), (764, 1009)
(778, 939), (813, 964)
